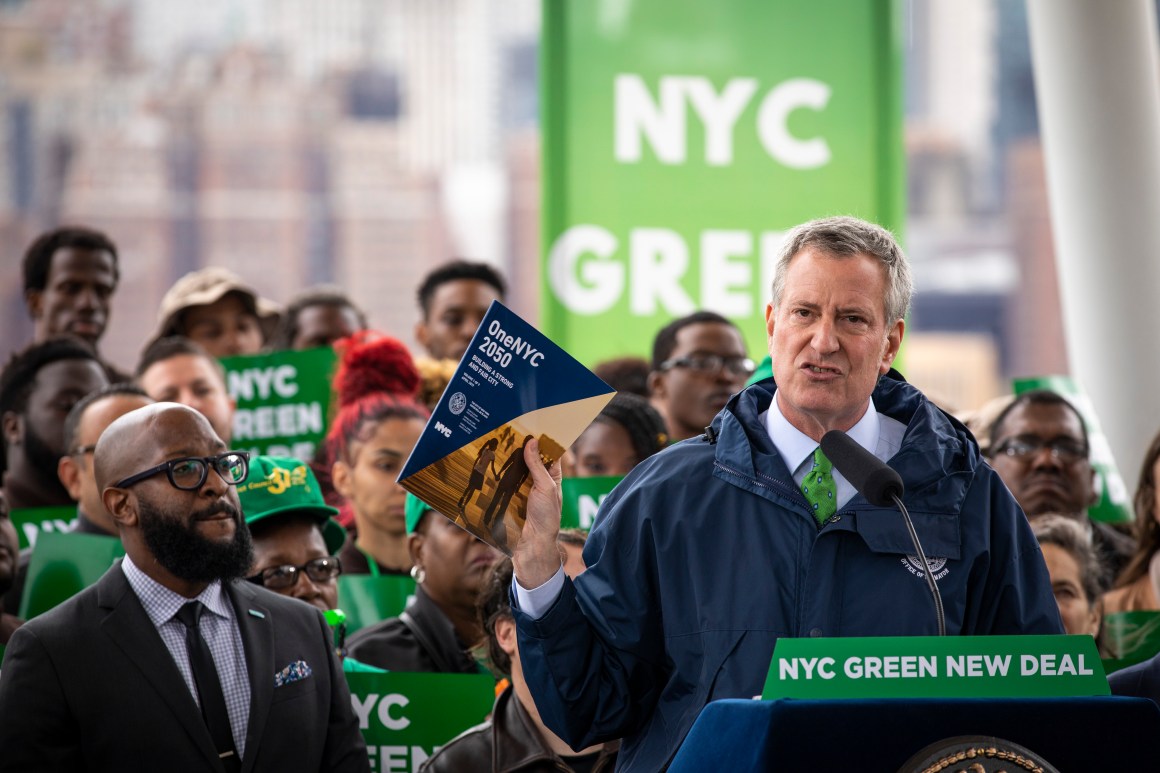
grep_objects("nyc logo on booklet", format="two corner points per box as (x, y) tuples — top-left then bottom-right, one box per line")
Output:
(398, 301), (615, 555)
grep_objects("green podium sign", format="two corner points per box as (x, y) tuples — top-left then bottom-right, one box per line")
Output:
(762, 636), (1108, 700)
(346, 671), (495, 771)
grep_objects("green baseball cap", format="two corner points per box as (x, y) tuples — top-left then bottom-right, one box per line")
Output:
(405, 493), (433, 535)
(237, 455), (346, 555)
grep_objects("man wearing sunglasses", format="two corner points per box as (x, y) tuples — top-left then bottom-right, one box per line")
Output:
(987, 389), (1133, 582)
(0, 403), (369, 772)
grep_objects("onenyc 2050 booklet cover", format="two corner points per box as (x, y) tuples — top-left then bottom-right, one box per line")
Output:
(397, 300), (615, 554)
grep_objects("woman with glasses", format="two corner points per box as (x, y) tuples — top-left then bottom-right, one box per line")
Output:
(238, 455), (347, 614)
(237, 455), (385, 672)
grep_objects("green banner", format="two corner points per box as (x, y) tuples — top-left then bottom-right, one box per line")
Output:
(337, 575), (416, 636)
(20, 532), (124, 619)
(220, 346), (337, 461)
(560, 476), (623, 530)
(762, 635), (1108, 700)
(346, 671), (495, 771)
(540, 0), (904, 364)
(9, 506), (76, 552)
(1014, 376), (1133, 523)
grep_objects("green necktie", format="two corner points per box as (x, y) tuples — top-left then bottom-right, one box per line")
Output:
(801, 447), (836, 525)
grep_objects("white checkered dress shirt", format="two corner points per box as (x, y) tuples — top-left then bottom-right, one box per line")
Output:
(122, 556), (251, 757)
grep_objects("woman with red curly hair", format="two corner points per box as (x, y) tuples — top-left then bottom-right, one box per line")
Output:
(328, 333), (430, 577)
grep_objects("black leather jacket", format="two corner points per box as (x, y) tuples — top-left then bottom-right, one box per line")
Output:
(421, 685), (619, 773)
(346, 584), (481, 673)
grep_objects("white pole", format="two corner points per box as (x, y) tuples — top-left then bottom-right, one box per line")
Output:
(1026, 0), (1160, 495)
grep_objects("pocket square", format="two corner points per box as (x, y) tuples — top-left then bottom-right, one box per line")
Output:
(274, 660), (313, 688)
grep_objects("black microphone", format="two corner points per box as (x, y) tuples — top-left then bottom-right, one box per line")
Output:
(820, 430), (946, 636)
(819, 430), (903, 506)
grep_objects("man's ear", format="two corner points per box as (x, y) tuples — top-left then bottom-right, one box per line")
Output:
(414, 320), (430, 350)
(2, 412), (21, 447)
(1087, 466), (1100, 508)
(647, 370), (666, 400)
(495, 615), (518, 657)
(879, 318), (905, 375)
(24, 288), (43, 320)
(103, 487), (136, 529)
(58, 456), (83, 500)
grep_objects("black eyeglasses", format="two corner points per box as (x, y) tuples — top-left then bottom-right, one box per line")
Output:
(111, 452), (250, 491)
(991, 437), (1088, 463)
(71, 444), (98, 457)
(659, 354), (756, 378)
(247, 556), (342, 590)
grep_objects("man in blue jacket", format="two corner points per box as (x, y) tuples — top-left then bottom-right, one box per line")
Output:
(510, 216), (1063, 771)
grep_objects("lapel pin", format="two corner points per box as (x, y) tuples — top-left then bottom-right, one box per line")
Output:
(248, 609), (266, 619)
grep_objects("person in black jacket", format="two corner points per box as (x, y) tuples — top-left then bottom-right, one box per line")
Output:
(422, 558), (618, 773)
(347, 496), (500, 673)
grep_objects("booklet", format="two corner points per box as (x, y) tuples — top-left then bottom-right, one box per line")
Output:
(398, 301), (615, 554)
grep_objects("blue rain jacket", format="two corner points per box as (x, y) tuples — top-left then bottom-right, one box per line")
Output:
(514, 375), (1063, 771)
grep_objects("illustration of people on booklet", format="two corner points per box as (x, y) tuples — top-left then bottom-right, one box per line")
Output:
(482, 435), (537, 545)
(458, 437), (500, 517)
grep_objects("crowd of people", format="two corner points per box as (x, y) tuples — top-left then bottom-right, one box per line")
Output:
(0, 219), (1158, 769)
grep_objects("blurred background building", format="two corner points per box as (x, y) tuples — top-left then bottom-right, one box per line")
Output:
(0, 0), (1136, 415)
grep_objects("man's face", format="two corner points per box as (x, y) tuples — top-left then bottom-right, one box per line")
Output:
(989, 402), (1095, 517)
(767, 248), (903, 438)
(182, 294), (263, 358)
(139, 354), (235, 443)
(649, 322), (750, 441)
(121, 409), (252, 583)
(25, 248), (117, 346)
(416, 279), (501, 361)
(0, 492), (17, 595)
(59, 394), (154, 530)
(292, 303), (363, 350)
(12, 359), (110, 475)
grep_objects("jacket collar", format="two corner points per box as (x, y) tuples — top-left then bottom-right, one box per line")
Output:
(491, 686), (619, 773)
(712, 372), (977, 516)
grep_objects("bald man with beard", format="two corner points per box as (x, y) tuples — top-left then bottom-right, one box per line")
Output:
(0, 403), (369, 772)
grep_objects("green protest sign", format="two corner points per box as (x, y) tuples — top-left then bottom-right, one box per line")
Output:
(1102, 611), (1160, 674)
(762, 635), (1108, 700)
(20, 532), (124, 619)
(541, 0), (904, 364)
(560, 476), (623, 530)
(221, 346), (337, 461)
(346, 671), (495, 772)
(9, 506), (76, 552)
(337, 575), (416, 636)
(1014, 375), (1133, 523)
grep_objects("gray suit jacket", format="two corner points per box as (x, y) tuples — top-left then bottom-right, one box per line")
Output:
(0, 561), (370, 772)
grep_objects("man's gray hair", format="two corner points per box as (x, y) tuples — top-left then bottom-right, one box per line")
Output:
(770, 216), (914, 324)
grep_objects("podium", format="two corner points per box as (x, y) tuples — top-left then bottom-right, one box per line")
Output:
(667, 635), (1160, 770)
(667, 696), (1160, 770)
